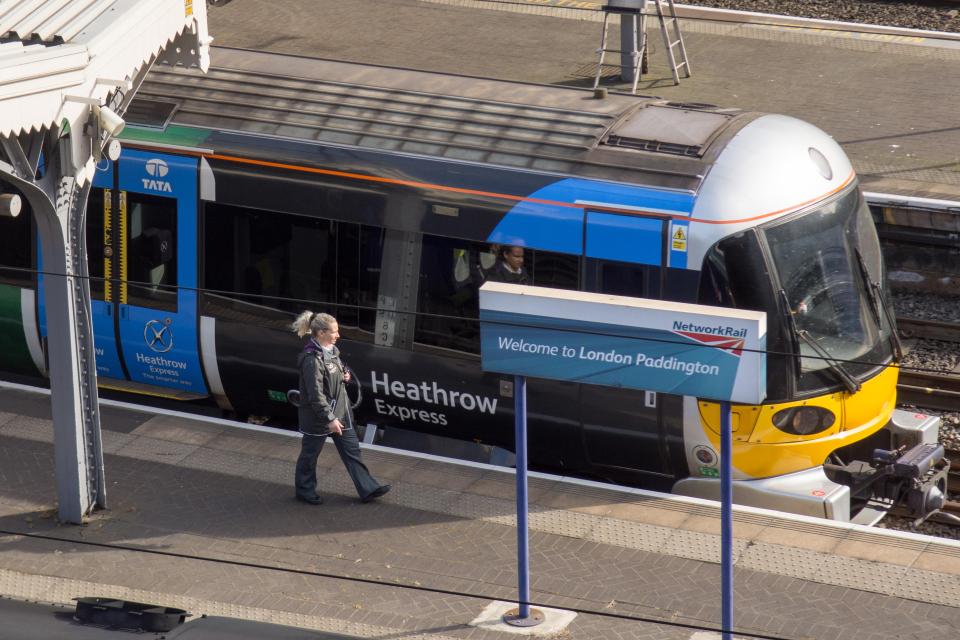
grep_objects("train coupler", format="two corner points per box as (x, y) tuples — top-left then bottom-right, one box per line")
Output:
(871, 443), (950, 524)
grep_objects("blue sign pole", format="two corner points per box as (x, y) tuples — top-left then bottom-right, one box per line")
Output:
(502, 374), (543, 627)
(516, 374), (530, 619)
(720, 400), (733, 640)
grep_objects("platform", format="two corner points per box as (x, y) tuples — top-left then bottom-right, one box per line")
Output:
(1, 383), (959, 639)
(206, 0), (960, 202)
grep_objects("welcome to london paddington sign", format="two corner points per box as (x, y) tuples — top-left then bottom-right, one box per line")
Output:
(479, 282), (767, 404)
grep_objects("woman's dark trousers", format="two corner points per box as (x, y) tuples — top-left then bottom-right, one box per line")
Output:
(295, 426), (380, 499)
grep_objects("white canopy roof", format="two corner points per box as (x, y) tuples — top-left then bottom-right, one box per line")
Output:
(0, 0), (211, 138)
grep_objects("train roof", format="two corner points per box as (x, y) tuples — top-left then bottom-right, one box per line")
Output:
(128, 47), (760, 192)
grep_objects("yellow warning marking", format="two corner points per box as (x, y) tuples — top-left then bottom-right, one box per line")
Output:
(185, 0), (193, 17)
(119, 191), (128, 305)
(103, 190), (112, 302)
(671, 225), (687, 251)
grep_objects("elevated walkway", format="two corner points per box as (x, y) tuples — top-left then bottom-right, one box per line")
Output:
(1, 384), (958, 639)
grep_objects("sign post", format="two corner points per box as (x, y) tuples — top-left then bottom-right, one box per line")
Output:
(478, 282), (766, 634)
(720, 400), (733, 640)
(501, 374), (545, 627)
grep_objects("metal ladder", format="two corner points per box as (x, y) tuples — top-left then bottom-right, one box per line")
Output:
(592, 0), (690, 92)
(593, 3), (647, 95)
(653, 0), (691, 85)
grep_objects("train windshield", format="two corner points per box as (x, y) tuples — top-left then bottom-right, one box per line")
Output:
(763, 187), (893, 392)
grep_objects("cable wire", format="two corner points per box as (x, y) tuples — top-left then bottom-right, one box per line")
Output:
(0, 262), (952, 376)
(0, 526), (796, 640)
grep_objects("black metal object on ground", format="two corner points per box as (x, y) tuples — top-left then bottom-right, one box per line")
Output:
(73, 597), (188, 632)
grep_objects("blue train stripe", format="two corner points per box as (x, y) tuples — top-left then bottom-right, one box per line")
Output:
(586, 213), (663, 266)
(488, 178), (694, 259)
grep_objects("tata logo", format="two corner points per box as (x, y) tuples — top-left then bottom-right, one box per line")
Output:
(142, 158), (172, 192)
(144, 319), (174, 353)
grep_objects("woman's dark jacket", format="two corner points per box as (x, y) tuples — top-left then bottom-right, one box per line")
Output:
(297, 340), (351, 435)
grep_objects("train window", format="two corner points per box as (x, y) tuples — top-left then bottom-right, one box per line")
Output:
(126, 192), (177, 311)
(764, 189), (889, 393)
(414, 235), (488, 353)
(0, 188), (33, 288)
(698, 231), (790, 400)
(335, 223), (384, 338)
(204, 203), (332, 311)
(584, 259), (659, 298)
(202, 203), (383, 339)
(663, 268), (699, 303)
(529, 249), (579, 290)
(86, 189), (106, 300)
(414, 239), (580, 354)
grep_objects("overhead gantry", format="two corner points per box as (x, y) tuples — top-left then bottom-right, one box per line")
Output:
(0, 1), (211, 524)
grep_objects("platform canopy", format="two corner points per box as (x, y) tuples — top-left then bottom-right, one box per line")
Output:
(0, 0), (210, 181)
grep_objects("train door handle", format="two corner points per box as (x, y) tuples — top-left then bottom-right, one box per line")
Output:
(105, 305), (112, 317)
(120, 306), (128, 320)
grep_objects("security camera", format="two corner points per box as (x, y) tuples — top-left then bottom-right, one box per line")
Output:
(0, 193), (21, 218)
(94, 105), (125, 137)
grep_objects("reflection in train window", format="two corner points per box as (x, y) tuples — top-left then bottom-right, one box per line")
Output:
(528, 249), (579, 290)
(202, 203), (383, 338)
(126, 192), (178, 311)
(414, 237), (580, 354)
(585, 258), (659, 298)
(415, 235), (490, 353)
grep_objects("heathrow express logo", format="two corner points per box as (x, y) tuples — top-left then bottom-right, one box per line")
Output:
(143, 158), (173, 192)
(144, 319), (174, 353)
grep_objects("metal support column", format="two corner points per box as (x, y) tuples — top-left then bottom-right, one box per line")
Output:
(619, 12), (639, 84)
(1, 127), (106, 524)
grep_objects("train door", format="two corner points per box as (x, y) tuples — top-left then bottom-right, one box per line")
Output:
(579, 210), (672, 481)
(114, 149), (207, 398)
(83, 149), (207, 399)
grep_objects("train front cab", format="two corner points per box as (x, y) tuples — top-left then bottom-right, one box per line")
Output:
(674, 185), (941, 522)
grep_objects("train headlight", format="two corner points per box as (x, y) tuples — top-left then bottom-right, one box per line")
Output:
(771, 406), (835, 436)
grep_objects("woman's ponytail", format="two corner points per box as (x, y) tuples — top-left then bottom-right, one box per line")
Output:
(291, 311), (315, 338)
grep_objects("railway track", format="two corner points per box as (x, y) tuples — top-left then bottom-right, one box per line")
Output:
(897, 370), (960, 411)
(898, 317), (960, 343)
(896, 317), (960, 410)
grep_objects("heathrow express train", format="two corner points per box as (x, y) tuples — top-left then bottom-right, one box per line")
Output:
(0, 48), (946, 523)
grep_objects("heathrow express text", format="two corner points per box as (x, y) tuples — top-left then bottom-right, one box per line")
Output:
(369, 371), (499, 426)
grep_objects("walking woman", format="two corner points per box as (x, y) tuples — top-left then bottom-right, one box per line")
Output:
(291, 311), (390, 505)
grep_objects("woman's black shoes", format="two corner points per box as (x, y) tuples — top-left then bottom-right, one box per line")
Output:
(296, 493), (323, 505)
(361, 484), (391, 503)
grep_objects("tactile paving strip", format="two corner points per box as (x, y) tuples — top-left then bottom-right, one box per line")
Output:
(894, 566), (960, 608)
(7, 414), (960, 608)
(814, 553), (909, 596)
(736, 541), (826, 581)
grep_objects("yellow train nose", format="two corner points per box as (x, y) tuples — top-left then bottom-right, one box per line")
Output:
(697, 366), (898, 478)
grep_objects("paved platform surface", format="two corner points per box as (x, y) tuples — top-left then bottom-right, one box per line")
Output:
(1, 385), (959, 639)
(206, 0), (960, 201)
